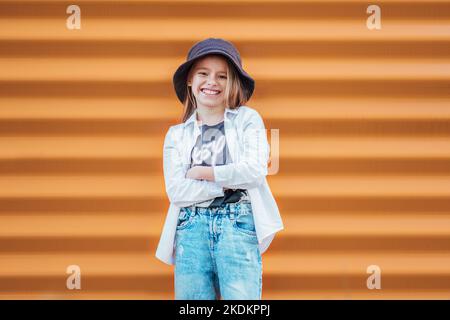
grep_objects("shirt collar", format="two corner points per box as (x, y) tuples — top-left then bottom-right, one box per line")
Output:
(183, 107), (239, 128)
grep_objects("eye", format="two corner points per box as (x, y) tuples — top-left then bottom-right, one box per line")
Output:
(219, 75), (227, 79)
(198, 72), (207, 75)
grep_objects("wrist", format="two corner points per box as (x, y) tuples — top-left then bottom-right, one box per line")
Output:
(204, 166), (215, 181)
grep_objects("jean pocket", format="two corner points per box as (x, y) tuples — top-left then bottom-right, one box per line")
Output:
(232, 209), (257, 236)
(176, 207), (196, 230)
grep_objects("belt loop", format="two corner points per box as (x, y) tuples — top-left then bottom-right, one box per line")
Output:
(229, 203), (235, 220)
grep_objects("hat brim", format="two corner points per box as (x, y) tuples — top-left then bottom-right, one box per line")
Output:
(173, 50), (255, 104)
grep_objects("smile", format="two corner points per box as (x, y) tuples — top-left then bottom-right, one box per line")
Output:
(200, 88), (221, 96)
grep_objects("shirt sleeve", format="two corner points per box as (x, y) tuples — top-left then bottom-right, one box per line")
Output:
(163, 126), (224, 207)
(213, 110), (269, 189)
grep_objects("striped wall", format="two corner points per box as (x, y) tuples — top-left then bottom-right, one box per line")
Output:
(0, 0), (449, 299)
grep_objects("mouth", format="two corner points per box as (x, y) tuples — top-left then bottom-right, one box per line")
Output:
(200, 88), (221, 96)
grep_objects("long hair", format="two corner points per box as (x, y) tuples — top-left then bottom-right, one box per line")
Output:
(181, 55), (249, 123)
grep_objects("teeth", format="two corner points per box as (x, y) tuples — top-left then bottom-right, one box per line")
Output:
(201, 89), (220, 95)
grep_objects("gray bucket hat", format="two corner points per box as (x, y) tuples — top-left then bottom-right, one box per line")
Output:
(172, 38), (255, 103)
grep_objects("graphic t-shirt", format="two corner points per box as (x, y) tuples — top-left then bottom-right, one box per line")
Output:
(189, 120), (248, 207)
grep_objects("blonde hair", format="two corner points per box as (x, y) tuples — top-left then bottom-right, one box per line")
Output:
(181, 55), (249, 123)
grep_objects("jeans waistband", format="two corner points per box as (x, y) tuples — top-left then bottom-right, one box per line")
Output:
(187, 200), (251, 216)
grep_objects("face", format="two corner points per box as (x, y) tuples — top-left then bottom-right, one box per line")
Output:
(188, 55), (228, 110)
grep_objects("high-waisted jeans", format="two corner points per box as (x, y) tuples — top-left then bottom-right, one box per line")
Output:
(174, 200), (262, 300)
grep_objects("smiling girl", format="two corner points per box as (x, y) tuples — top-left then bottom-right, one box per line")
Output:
(155, 38), (284, 300)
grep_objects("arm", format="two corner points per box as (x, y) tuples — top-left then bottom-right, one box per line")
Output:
(212, 110), (270, 189)
(187, 165), (262, 190)
(163, 126), (224, 207)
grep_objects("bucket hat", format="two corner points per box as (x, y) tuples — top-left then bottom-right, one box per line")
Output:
(172, 38), (255, 104)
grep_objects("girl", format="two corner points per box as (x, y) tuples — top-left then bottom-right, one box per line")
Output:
(155, 38), (284, 300)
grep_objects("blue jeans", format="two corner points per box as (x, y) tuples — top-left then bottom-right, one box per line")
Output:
(174, 200), (262, 300)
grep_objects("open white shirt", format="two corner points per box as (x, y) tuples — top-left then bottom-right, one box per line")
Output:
(155, 105), (284, 265)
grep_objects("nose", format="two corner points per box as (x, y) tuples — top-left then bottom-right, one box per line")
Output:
(207, 75), (218, 86)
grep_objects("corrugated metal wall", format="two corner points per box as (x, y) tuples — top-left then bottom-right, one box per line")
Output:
(0, 0), (449, 299)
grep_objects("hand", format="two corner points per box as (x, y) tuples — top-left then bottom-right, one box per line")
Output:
(185, 166), (203, 180)
(185, 166), (216, 181)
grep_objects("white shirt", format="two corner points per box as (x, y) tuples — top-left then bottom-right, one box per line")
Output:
(155, 105), (284, 265)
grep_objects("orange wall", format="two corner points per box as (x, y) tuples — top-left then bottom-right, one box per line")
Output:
(0, 0), (449, 299)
